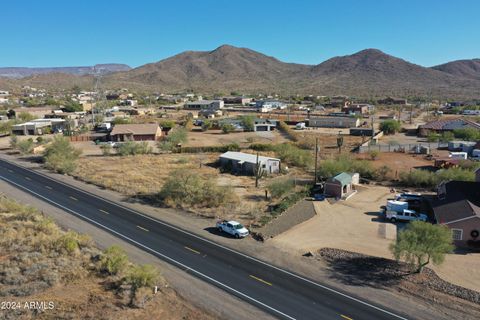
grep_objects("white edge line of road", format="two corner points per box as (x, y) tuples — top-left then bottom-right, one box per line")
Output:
(1, 159), (409, 320)
(0, 174), (296, 320)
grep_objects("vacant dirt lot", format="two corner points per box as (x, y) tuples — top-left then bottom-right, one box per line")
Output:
(185, 129), (288, 147)
(271, 184), (480, 292)
(72, 154), (280, 223)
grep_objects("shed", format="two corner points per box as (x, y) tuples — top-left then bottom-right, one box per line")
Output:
(324, 172), (359, 199)
(219, 151), (280, 175)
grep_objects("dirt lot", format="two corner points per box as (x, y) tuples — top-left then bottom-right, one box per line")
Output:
(291, 128), (365, 156)
(72, 154), (278, 222)
(184, 129), (288, 147)
(272, 184), (480, 292)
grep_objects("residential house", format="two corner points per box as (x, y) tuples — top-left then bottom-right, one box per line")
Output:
(377, 97), (408, 105)
(219, 151), (280, 175)
(222, 96), (253, 105)
(324, 172), (360, 199)
(308, 116), (360, 128)
(430, 171), (480, 247)
(11, 118), (66, 135)
(418, 118), (480, 137)
(342, 104), (374, 115)
(325, 95), (350, 108)
(184, 100), (224, 110)
(110, 123), (162, 142)
(255, 100), (287, 112)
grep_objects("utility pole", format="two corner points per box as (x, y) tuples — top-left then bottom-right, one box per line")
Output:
(314, 137), (319, 185)
(255, 152), (260, 188)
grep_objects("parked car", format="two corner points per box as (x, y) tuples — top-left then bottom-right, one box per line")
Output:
(395, 192), (422, 201)
(216, 220), (249, 238)
(313, 194), (325, 201)
(386, 209), (427, 223)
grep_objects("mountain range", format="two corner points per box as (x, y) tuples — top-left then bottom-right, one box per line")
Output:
(1, 45), (479, 99)
(0, 64), (131, 79)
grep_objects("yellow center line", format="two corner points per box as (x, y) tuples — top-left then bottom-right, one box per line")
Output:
(25, 177), (31, 180)
(137, 225), (149, 232)
(69, 196), (78, 201)
(184, 246), (200, 254)
(340, 315), (353, 320)
(249, 275), (272, 286)
(99, 209), (109, 214)
(45, 186), (52, 190)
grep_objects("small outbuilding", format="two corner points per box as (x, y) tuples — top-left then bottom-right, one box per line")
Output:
(110, 123), (162, 142)
(219, 151), (280, 175)
(324, 172), (359, 199)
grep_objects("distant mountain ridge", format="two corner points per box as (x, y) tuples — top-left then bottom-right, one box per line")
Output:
(432, 59), (480, 80)
(1, 46), (479, 99)
(0, 63), (131, 79)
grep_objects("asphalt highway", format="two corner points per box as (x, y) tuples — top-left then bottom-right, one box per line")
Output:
(0, 158), (410, 320)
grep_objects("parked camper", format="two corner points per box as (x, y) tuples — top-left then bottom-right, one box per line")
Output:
(449, 152), (468, 160)
(295, 122), (306, 130)
(386, 200), (409, 213)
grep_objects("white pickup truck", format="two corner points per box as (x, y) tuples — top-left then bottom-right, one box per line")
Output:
(386, 209), (427, 223)
(216, 220), (249, 238)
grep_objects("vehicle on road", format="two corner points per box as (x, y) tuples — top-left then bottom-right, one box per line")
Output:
(386, 209), (427, 223)
(216, 220), (249, 238)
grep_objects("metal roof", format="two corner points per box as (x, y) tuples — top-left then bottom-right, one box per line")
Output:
(220, 151), (280, 164)
(331, 172), (353, 186)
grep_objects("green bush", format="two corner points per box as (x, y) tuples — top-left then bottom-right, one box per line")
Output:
(249, 143), (276, 151)
(274, 143), (312, 168)
(125, 264), (159, 290)
(239, 115), (255, 132)
(159, 170), (238, 208)
(43, 135), (82, 174)
(100, 245), (129, 275)
(452, 128), (480, 141)
(379, 120), (401, 135)
(158, 127), (188, 151)
(176, 143), (240, 153)
(267, 178), (295, 199)
(318, 155), (376, 180)
(201, 120), (212, 131)
(16, 138), (34, 154)
(55, 231), (80, 255)
(100, 144), (112, 156)
(399, 167), (474, 188)
(277, 121), (298, 141)
(221, 123), (236, 134)
(116, 141), (152, 156)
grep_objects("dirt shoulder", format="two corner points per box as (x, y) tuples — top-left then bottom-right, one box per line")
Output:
(0, 152), (478, 319)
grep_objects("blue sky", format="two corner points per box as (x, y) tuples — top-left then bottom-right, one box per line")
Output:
(1, 0), (479, 68)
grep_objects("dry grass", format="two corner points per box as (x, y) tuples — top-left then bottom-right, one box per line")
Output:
(74, 154), (219, 195)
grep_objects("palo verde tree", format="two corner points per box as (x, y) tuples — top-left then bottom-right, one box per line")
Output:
(390, 221), (453, 273)
(43, 135), (82, 174)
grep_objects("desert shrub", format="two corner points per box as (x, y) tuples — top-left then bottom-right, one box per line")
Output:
(55, 231), (80, 255)
(439, 131), (455, 143)
(376, 165), (392, 180)
(43, 135), (82, 174)
(176, 143), (240, 153)
(16, 138), (34, 154)
(379, 120), (401, 135)
(159, 170), (238, 208)
(221, 123), (236, 133)
(267, 178), (295, 199)
(116, 141), (152, 156)
(100, 246), (129, 275)
(274, 143), (312, 168)
(277, 121), (298, 141)
(100, 144), (112, 156)
(112, 117), (132, 125)
(318, 155), (376, 180)
(159, 120), (175, 129)
(427, 132), (440, 142)
(239, 115), (255, 132)
(125, 264), (159, 289)
(399, 167), (474, 188)
(9, 135), (18, 148)
(201, 120), (212, 131)
(158, 127), (188, 151)
(453, 128), (480, 141)
(271, 189), (308, 216)
(369, 149), (379, 160)
(17, 112), (36, 122)
(249, 143), (275, 151)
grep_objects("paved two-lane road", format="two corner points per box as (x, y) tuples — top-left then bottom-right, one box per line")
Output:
(0, 158), (409, 320)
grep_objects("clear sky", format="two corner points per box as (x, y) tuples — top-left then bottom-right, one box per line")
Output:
(1, 0), (479, 68)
